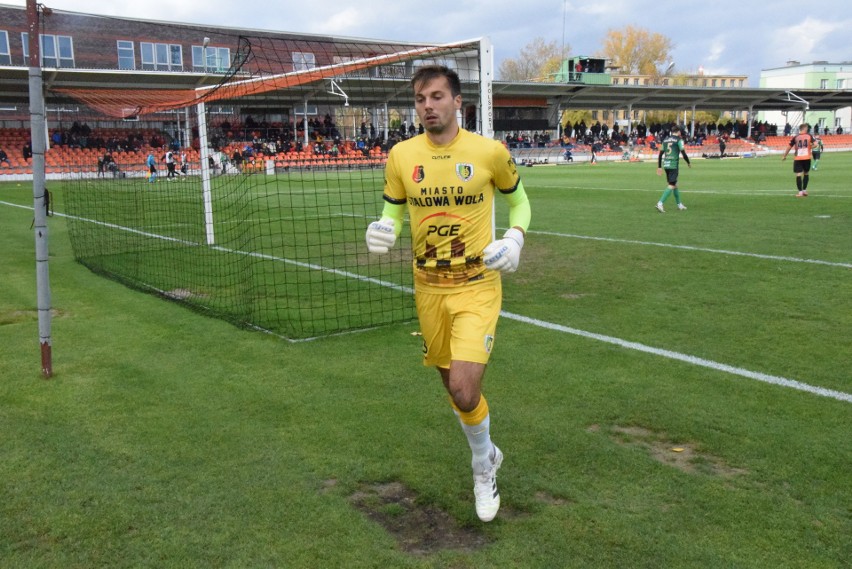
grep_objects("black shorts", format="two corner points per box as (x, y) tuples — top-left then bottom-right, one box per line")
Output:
(812, 151), (821, 159)
(664, 168), (679, 185)
(149, 165), (156, 174)
(792, 160), (811, 174)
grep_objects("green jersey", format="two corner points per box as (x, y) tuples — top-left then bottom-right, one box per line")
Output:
(660, 135), (685, 169)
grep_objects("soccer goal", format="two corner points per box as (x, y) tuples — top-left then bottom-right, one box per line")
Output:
(55, 34), (492, 339)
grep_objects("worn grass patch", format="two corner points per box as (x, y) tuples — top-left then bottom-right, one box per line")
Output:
(349, 481), (489, 556)
(589, 424), (749, 478)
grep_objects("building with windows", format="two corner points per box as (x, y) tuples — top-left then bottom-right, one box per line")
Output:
(758, 60), (851, 134)
(0, 5), (236, 72)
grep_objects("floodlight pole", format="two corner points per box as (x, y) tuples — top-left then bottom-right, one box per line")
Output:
(27, 0), (52, 378)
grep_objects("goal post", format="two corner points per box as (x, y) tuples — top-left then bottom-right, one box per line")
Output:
(196, 100), (216, 246)
(54, 34), (490, 339)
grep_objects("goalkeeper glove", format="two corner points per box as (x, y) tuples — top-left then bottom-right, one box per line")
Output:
(483, 227), (525, 273)
(366, 217), (397, 254)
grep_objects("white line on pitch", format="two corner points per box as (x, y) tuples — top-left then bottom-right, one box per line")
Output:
(534, 185), (851, 198)
(501, 311), (852, 404)
(525, 229), (852, 269)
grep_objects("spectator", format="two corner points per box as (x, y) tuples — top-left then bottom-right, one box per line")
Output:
(231, 148), (243, 172)
(0, 147), (10, 167)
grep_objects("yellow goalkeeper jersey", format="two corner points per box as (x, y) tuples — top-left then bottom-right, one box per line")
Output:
(383, 128), (520, 290)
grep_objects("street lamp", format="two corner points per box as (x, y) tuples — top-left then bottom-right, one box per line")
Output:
(202, 37), (210, 73)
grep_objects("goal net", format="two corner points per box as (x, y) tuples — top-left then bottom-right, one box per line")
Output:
(54, 34), (490, 339)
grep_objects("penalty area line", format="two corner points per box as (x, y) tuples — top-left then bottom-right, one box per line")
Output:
(502, 311), (852, 404)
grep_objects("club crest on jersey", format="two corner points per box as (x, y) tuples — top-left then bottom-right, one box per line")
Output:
(412, 165), (425, 183)
(456, 163), (474, 182)
(484, 334), (494, 353)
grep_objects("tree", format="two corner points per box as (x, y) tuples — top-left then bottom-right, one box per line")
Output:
(601, 26), (673, 76)
(498, 37), (569, 82)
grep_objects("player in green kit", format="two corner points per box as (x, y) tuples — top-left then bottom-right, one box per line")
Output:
(812, 135), (823, 170)
(655, 125), (691, 212)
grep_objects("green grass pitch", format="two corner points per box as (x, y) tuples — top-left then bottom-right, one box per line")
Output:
(0, 152), (849, 568)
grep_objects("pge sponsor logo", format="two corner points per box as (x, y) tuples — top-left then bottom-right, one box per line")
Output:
(426, 224), (461, 237)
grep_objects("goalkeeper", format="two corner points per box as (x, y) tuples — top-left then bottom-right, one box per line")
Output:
(366, 64), (531, 523)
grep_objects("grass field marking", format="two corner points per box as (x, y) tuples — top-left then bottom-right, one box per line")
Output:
(217, 211), (373, 225)
(501, 311), (852, 404)
(0, 200), (199, 246)
(3, 199), (410, 293)
(5, 199), (847, 402)
(533, 184), (852, 198)
(526, 228), (852, 269)
(208, 243), (414, 295)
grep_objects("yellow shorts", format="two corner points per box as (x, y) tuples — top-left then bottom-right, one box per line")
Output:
(415, 281), (502, 368)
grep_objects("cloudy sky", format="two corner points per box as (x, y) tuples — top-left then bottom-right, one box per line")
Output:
(12, 0), (851, 85)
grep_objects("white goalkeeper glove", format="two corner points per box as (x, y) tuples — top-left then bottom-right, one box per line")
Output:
(483, 227), (525, 273)
(366, 217), (397, 254)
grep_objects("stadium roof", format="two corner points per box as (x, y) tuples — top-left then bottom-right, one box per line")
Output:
(493, 81), (852, 113)
(1, 66), (851, 115)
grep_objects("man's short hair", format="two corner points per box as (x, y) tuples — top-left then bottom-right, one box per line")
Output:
(411, 64), (462, 98)
(671, 125), (681, 133)
(799, 123), (810, 131)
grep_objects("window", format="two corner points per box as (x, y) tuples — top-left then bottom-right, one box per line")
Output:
(836, 79), (845, 89)
(292, 51), (316, 71)
(711, 79), (717, 87)
(820, 79), (828, 89)
(117, 40), (134, 70)
(140, 41), (182, 71)
(22, 33), (74, 67)
(192, 45), (230, 72)
(720, 79), (726, 87)
(0, 31), (10, 65)
(170, 44), (182, 69)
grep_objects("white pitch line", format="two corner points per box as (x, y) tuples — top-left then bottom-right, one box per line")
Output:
(3, 199), (848, 403)
(534, 184), (852, 198)
(527, 229), (852, 269)
(501, 311), (852, 404)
